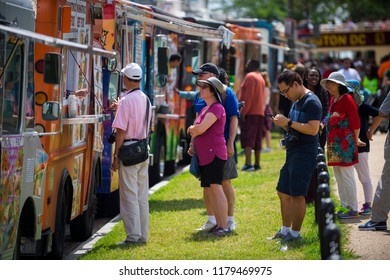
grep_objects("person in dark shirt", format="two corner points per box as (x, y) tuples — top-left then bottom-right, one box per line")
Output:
(346, 80), (382, 215)
(269, 70), (322, 243)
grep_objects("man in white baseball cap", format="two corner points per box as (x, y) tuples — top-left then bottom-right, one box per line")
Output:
(121, 62), (142, 81)
(112, 62), (152, 245)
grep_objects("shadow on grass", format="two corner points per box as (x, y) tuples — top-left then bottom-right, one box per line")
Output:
(91, 240), (146, 253)
(185, 230), (238, 242)
(279, 239), (306, 252)
(149, 198), (204, 213)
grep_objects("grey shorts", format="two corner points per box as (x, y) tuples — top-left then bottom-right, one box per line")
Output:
(223, 156), (238, 180)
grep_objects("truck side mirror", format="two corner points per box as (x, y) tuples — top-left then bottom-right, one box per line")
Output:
(108, 71), (119, 108)
(42, 101), (60, 120)
(107, 57), (117, 72)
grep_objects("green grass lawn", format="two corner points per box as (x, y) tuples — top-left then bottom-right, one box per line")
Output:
(80, 133), (357, 260)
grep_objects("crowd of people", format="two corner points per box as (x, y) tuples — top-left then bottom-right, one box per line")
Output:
(110, 52), (390, 245)
(277, 55), (390, 232)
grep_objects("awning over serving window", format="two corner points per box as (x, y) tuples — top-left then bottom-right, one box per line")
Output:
(118, 0), (235, 48)
(0, 24), (117, 57)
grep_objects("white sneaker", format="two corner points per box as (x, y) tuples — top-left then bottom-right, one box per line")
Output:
(228, 221), (236, 231)
(195, 221), (216, 231)
(262, 147), (272, 153)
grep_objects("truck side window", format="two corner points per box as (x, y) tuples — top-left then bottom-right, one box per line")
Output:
(1, 41), (23, 133)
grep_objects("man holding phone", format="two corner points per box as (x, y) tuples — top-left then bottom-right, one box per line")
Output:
(269, 70), (322, 244)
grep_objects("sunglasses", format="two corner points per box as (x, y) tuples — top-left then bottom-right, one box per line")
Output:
(280, 82), (293, 97)
(199, 85), (210, 90)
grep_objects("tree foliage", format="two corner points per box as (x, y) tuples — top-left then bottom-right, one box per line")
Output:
(229, 0), (389, 23)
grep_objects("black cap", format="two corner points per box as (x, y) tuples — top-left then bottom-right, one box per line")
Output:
(192, 63), (219, 76)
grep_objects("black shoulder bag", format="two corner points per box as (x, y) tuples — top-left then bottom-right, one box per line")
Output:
(118, 98), (150, 166)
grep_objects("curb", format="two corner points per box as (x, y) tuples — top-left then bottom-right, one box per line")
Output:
(65, 165), (188, 260)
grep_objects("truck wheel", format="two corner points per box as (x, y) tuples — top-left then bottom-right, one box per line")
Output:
(13, 224), (21, 259)
(164, 160), (176, 176)
(70, 168), (96, 241)
(49, 190), (66, 259)
(149, 133), (165, 187)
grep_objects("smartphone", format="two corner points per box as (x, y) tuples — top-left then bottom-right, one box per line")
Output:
(279, 138), (286, 149)
(266, 114), (275, 119)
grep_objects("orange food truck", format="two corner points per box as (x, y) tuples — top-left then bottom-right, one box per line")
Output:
(0, 0), (117, 259)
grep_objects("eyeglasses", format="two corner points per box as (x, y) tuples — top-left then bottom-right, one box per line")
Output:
(280, 82), (293, 97)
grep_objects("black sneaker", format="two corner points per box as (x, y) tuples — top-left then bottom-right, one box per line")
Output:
(116, 239), (143, 245)
(211, 227), (231, 237)
(254, 164), (261, 170)
(241, 164), (254, 171)
(279, 232), (302, 244)
(207, 225), (218, 233)
(358, 220), (387, 231)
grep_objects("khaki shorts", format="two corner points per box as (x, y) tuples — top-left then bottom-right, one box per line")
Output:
(223, 156), (238, 180)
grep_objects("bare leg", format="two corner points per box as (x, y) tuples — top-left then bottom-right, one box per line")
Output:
(265, 130), (272, 148)
(278, 191), (292, 227)
(244, 147), (252, 165)
(222, 179), (235, 217)
(254, 149), (261, 167)
(203, 188), (214, 216)
(205, 184), (228, 228)
(291, 196), (306, 231)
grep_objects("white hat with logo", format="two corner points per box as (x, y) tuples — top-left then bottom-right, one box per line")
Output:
(121, 63), (142, 80)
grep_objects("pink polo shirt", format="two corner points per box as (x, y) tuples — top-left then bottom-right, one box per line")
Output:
(193, 103), (227, 166)
(112, 89), (151, 139)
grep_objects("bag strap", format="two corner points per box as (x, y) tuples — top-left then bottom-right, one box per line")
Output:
(145, 97), (150, 138)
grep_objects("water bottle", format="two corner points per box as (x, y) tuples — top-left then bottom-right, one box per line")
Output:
(68, 93), (77, 118)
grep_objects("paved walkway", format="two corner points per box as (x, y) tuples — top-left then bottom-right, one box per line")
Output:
(342, 132), (390, 260)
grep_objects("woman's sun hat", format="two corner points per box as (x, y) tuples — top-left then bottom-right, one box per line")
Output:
(196, 77), (224, 103)
(320, 71), (348, 89)
(346, 79), (364, 106)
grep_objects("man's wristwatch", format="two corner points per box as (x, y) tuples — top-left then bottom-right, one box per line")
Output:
(287, 119), (293, 128)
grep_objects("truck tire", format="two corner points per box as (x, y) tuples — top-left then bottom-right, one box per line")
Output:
(49, 189), (66, 259)
(70, 167), (96, 241)
(149, 133), (165, 187)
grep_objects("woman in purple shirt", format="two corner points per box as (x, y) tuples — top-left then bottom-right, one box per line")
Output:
(187, 77), (229, 236)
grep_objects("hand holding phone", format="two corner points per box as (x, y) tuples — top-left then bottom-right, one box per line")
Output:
(266, 114), (275, 119)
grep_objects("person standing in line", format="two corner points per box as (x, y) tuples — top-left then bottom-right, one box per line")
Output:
(303, 66), (330, 150)
(111, 63), (152, 245)
(269, 70), (322, 243)
(377, 55), (390, 81)
(302, 66), (331, 203)
(362, 64), (380, 96)
(346, 80), (382, 215)
(261, 71), (273, 153)
(187, 77), (229, 236)
(292, 63), (306, 80)
(189, 63), (240, 232)
(320, 72), (365, 219)
(239, 59), (266, 171)
(359, 91), (390, 231)
(337, 57), (361, 81)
